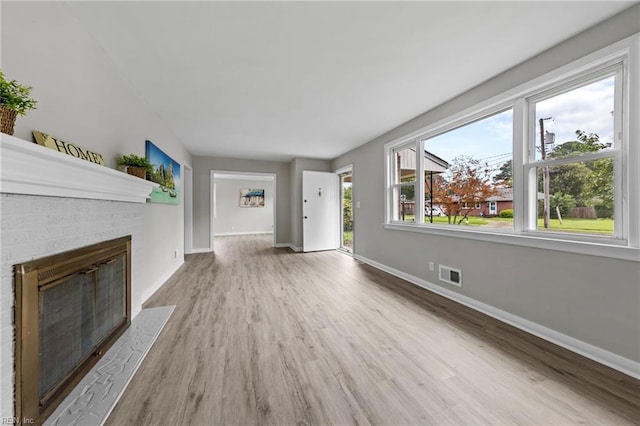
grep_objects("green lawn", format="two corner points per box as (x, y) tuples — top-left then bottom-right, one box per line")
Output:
(401, 215), (489, 225)
(399, 215), (614, 235)
(533, 218), (614, 234)
(425, 216), (488, 225)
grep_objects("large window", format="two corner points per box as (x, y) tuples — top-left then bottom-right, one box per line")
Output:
(527, 72), (619, 237)
(385, 36), (638, 257)
(422, 109), (513, 228)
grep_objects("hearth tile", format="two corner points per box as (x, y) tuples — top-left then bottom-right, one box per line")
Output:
(44, 305), (175, 426)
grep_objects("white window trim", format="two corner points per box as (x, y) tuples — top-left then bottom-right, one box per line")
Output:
(461, 202), (481, 210)
(524, 65), (624, 240)
(389, 142), (418, 223)
(383, 33), (640, 262)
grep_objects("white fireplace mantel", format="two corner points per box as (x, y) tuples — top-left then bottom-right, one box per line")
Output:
(0, 134), (156, 203)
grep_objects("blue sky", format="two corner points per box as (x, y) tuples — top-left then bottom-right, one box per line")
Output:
(534, 76), (614, 160)
(426, 109), (513, 173)
(424, 75), (615, 173)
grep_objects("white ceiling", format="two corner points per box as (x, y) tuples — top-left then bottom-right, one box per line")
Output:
(67, 1), (635, 162)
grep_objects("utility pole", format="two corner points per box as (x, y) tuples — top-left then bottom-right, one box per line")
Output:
(539, 117), (552, 229)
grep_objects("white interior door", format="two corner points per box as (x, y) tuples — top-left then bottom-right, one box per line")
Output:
(303, 170), (338, 252)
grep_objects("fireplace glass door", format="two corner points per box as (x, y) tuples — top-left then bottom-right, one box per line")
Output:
(38, 252), (126, 400)
(15, 236), (131, 423)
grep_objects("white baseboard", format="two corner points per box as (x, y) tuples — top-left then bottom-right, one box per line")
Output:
(275, 243), (302, 252)
(140, 259), (184, 307)
(354, 254), (640, 380)
(189, 247), (213, 254)
(214, 231), (273, 236)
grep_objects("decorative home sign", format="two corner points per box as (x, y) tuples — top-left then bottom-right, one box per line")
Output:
(240, 188), (265, 207)
(32, 131), (106, 165)
(145, 140), (180, 205)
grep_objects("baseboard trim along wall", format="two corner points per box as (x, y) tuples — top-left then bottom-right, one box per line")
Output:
(188, 248), (214, 254)
(275, 243), (302, 252)
(137, 259), (184, 317)
(353, 254), (640, 380)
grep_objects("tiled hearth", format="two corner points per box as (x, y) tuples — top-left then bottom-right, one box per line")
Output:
(45, 306), (174, 426)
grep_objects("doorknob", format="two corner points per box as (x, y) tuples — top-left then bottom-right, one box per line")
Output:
(304, 216), (308, 219)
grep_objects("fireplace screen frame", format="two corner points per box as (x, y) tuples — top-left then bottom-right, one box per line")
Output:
(14, 235), (132, 423)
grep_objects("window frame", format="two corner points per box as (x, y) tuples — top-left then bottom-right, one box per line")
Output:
(523, 66), (623, 240)
(389, 142), (420, 222)
(383, 34), (640, 261)
(461, 202), (481, 210)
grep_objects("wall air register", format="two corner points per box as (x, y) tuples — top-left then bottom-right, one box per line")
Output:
(439, 264), (462, 287)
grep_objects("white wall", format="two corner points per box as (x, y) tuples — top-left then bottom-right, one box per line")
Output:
(214, 178), (274, 235)
(1, 1), (192, 301)
(192, 156), (290, 249)
(1, 2), (193, 418)
(332, 5), (640, 373)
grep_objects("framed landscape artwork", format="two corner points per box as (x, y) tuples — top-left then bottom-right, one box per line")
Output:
(239, 188), (265, 207)
(145, 140), (181, 205)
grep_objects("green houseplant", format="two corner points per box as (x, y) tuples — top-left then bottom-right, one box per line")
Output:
(117, 154), (153, 179)
(0, 69), (37, 135)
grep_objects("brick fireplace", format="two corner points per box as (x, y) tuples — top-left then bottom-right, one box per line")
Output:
(0, 134), (156, 420)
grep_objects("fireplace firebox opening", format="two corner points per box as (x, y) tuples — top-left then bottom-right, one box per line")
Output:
(14, 236), (132, 424)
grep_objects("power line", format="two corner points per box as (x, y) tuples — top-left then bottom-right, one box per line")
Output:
(478, 152), (511, 162)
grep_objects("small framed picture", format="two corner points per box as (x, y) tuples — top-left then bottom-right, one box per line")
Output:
(239, 188), (265, 207)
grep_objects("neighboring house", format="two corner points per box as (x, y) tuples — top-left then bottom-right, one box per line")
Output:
(396, 148), (450, 180)
(481, 187), (515, 217)
(428, 188), (512, 218)
(460, 188), (544, 217)
(397, 149), (450, 216)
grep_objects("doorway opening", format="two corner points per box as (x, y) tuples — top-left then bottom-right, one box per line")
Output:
(339, 168), (353, 253)
(210, 171), (276, 251)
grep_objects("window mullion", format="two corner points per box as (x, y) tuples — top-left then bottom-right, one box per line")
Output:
(614, 66), (625, 241)
(416, 140), (425, 224)
(533, 150), (617, 167)
(387, 146), (394, 223)
(513, 98), (529, 232)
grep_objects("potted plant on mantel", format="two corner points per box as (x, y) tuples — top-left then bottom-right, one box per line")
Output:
(117, 154), (153, 179)
(0, 69), (37, 135)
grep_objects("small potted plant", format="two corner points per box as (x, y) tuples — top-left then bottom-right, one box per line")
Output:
(117, 154), (153, 179)
(0, 69), (37, 135)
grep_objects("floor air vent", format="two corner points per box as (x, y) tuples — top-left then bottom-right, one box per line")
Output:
(439, 265), (462, 287)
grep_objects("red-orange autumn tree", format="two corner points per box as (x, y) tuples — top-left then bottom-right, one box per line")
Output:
(429, 156), (498, 224)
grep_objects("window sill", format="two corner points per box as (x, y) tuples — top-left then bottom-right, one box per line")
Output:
(384, 222), (640, 262)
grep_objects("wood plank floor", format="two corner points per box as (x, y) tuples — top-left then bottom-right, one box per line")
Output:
(106, 234), (640, 425)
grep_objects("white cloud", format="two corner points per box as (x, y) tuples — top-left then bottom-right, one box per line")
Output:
(535, 76), (615, 149)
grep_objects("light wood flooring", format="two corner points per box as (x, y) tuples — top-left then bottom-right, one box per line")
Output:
(106, 234), (640, 425)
